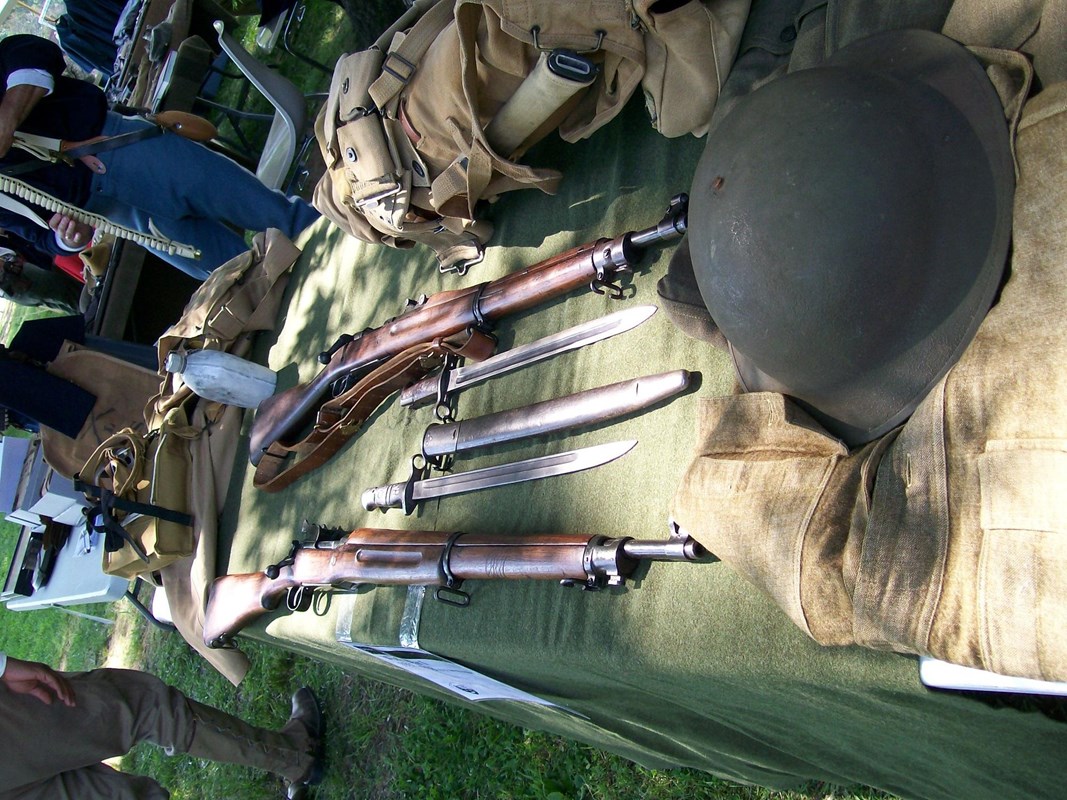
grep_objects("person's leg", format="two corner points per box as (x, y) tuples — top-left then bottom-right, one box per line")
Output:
(2, 763), (169, 800)
(0, 668), (316, 794)
(82, 193), (246, 278)
(183, 697), (315, 784)
(91, 113), (320, 242)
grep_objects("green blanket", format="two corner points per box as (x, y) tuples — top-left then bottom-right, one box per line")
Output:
(219, 97), (1066, 800)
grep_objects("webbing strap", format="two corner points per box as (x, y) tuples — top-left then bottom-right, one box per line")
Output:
(368, 0), (454, 112)
(76, 479), (194, 526)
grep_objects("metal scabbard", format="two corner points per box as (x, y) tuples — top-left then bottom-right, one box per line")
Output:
(421, 369), (691, 460)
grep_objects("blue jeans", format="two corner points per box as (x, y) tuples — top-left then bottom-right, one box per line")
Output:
(84, 112), (320, 279)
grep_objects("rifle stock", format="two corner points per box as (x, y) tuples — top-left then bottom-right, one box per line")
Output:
(203, 525), (708, 649)
(204, 571), (287, 649)
(248, 195), (689, 477)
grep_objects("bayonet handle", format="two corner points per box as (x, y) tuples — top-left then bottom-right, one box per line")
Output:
(361, 481), (408, 513)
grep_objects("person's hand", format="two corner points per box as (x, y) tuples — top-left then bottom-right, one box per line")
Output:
(48, 213), (94, 251)
(1, 657), (76, 707)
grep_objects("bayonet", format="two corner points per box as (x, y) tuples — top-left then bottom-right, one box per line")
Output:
(361, 439), (637, 514)
(420, 370), (690, 467)
(250, 194), (689, 492)
(400, 305), (659, 417)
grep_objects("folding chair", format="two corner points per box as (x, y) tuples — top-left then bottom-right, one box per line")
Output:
(211, 20), (320, 192)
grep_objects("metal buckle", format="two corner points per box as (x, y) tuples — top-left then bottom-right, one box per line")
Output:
(530, 25), (605, 54)
(439, 246), (484, 277)
(381, 52), (417, 83)
(352, 181), (403, 208)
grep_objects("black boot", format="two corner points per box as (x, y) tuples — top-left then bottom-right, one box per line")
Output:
(285, 687), (325, 800)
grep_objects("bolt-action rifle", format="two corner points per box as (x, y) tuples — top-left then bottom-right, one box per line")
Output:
(249, 194), (689, 492)
(203, 522), (709, 649)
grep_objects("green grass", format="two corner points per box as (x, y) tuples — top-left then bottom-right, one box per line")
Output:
(0, 584), (892, 799)
(0, 300), (62, 344)
(205, 0), (405, 161)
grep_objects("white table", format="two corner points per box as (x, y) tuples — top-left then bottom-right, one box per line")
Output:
(6, 524), (129, 612)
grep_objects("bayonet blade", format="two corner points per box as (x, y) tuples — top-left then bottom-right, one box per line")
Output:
(415, 439), (636, 498)
(361, 440), (637, 513)
(400, 305), (658, 409)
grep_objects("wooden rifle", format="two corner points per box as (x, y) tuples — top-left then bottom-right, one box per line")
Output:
(203, 521), (709, 649)
(250, 194), (689, 492)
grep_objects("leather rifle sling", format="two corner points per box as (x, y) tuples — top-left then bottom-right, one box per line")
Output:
(253, 331), (494, 492)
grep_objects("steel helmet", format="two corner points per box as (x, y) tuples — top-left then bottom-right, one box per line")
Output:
(687, 29), (1014, 445)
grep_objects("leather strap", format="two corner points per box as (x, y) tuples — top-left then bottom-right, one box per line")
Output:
(253, 330), (494, 492)
(62, 124), (166, 159)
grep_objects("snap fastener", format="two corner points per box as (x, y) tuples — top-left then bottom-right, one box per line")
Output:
(342, 77), (350, 93)
(779, 25), (797, 43)
(345, 147), (357, 162)
(412, 161), (425, 178)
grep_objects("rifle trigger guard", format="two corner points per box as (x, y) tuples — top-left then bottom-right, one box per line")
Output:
(285, 585), (314, 612)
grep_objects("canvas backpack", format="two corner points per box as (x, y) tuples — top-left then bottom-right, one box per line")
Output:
(313, 0), (750, 273)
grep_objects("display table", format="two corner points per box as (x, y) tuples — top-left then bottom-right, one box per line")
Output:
(213, 88), (1067, 800)
(5, 523), (128, 611)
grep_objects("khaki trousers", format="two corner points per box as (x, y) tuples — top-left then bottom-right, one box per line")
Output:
(0, 668), (314, 800)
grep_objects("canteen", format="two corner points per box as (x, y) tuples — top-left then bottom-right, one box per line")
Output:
(164, 349), (277, 408)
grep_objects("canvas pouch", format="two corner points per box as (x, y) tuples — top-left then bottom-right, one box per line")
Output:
(634, 0), (751, 138)
(40, 344), (161, 480)
(77, 408), (195, 579)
